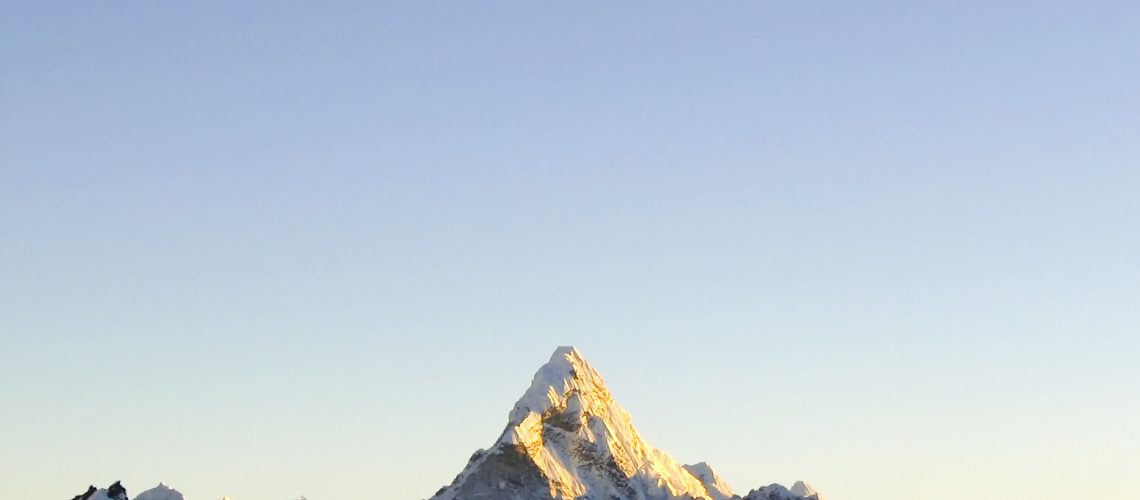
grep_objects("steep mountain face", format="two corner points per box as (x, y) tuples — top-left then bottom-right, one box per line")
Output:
(429, 346), (824, 500)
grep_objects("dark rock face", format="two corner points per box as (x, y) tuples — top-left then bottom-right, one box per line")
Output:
(69, 482), (128, 500)
(435, 443), (553, 500)
(107, 481), (128, 500)
(70, 485), (97, 500)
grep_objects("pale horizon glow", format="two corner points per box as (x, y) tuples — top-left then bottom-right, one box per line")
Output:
(2, 2), (1138, 500)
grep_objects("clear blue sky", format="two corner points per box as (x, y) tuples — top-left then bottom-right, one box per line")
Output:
(2, 2), (1138, 499)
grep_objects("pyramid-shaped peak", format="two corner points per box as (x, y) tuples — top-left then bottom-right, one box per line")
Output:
(506, 346), (609, 425)
(430, 346), (825, 500)
(552, 344), (580, 357)
(543, 345), (586, 371)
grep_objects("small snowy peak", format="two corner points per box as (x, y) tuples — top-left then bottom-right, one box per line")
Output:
(135, 483), (187, 500)
(744, 484), (796, 500)
(745, 482), (822, 500)
(73, 482), (128, 500)
(790, 481), (822, 499)
(683, 462), (735, 499)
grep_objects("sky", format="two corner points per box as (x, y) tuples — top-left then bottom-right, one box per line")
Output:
(1, 1), (1138, 499)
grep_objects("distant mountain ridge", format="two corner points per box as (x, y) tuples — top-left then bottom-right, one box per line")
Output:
(429, 346), (824, 500)
(68, 482), (186, 500)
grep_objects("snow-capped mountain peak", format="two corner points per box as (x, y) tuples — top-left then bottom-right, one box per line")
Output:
(506, 346), (603, 426)
(790, 481), (823, 499)
(744, 482), (824, 500)
(433, 346), (714, 499)
(135, 483), (187, 500)
(684, 461), (736, 500)
(430, 346), (824, 500)
(74, 481), (127, 500)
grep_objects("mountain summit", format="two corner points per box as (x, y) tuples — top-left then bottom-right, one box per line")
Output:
(429, 346), (823, 500)
(68, 482), (186, 500)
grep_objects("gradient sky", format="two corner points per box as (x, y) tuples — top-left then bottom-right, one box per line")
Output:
(2, 2), (1138, 499)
